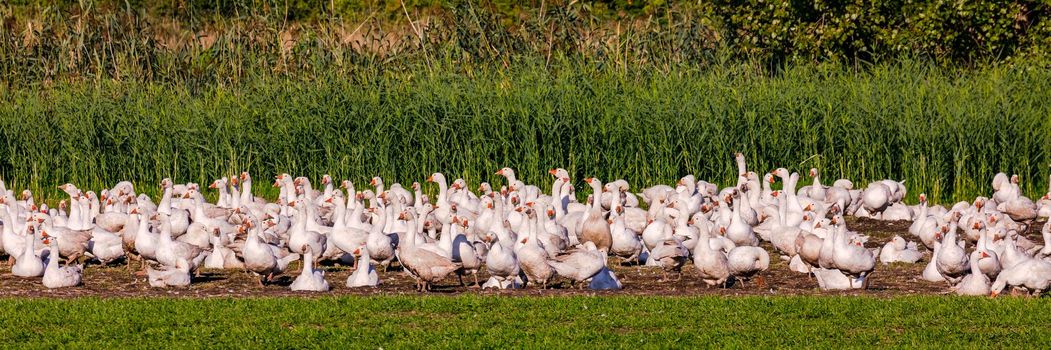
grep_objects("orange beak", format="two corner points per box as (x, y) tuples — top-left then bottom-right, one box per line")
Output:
(425, 175), (434, 183)
(548, 169), (557, 175)
(495, 169), (504, 176)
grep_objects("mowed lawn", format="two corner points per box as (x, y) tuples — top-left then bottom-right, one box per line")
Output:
(0, 296), (1046, 347)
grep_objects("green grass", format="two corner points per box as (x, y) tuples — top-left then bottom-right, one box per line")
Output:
(0, 295), (1048, 347)
(1, 60), (1050, 204)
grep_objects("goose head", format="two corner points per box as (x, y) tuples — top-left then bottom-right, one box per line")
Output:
(495, 167), (515, 178)
(548, 168), (570, 181)
(426, 173), (445, 185)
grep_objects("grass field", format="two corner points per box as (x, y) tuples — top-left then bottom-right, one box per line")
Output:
(1, 295), (1048, 347)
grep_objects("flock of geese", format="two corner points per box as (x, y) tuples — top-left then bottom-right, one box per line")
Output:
(1, 154), (1051, 297)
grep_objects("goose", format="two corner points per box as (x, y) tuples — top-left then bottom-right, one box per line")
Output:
(398, 211), (461, 292)
(608, 212), (642, 264)
(881, 202), (913, 221)
(953, 251), (991, 296)
(1039, 222), (1051, 258)
(548, 241), (606, 288)
(879, 236), (923, 264)
(934, 224), (969, 285)
(203, 228), (244, 269)
(771, 169), (804, 227)
(347, 245), (380, 288)
(642, 202), (674, 251)
(241, 223), (299, 285)
(909, 194), (939, 239)
(830, 221), (876, 287)
(991, 173), (1018, 204)
(364, 208), (396, 269)
(860, 182), (892, 214)
(450, 218), (483, 287)
(324, 195), (369, 257)
(515, 208), (556, 289)
(990, 255), (1051, 297)
(426, 173), (455, 226)
(794, 233), (824, 272)
(287, 200), (327, 258)
(147, 258), (192, 288)
(579, 177), (612, 252)
(154, 215), (206, 270)
(727, 245), (770, 287)
(87, 228), (125, 265)
(800, 168), (827, 202)
(998, 195), (1038, 222)
(921, 241), (946, 282)
(693, 232), (730, 287)
(0, 208), (29, 263)
(649, 238), (690, 281)
(1038, 175), (1051, 218)
(812, 267), (866, 291)
(290, 245), (331, 292)
(496, 167), (540, 202)
(482, 238), (520, 289)
(12, 230), (44, 277)
(39, 223), (91, 264)
(40, 232), (83, 289)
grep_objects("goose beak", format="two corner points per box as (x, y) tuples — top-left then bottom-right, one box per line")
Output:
(495, 169), (504, 176)
(548, 169), (557, 176)
(425, 175), (434, 183)
(370, 178), (378, 186)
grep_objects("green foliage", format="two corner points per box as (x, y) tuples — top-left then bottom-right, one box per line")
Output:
(0, 59), (1048, 203)
(1, 296), (1050, 347)
(0, 0), (1048, 85)
(713, 0), (1050, 63)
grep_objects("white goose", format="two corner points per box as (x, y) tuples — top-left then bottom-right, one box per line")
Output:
(147, 258), (192, 288)
(346, 245), (380, 288)
(41, 232), (83, 289)
(290, 245), (330, 292)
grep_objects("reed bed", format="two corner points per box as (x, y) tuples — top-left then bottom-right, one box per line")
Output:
(1, 59), (1049, 203)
